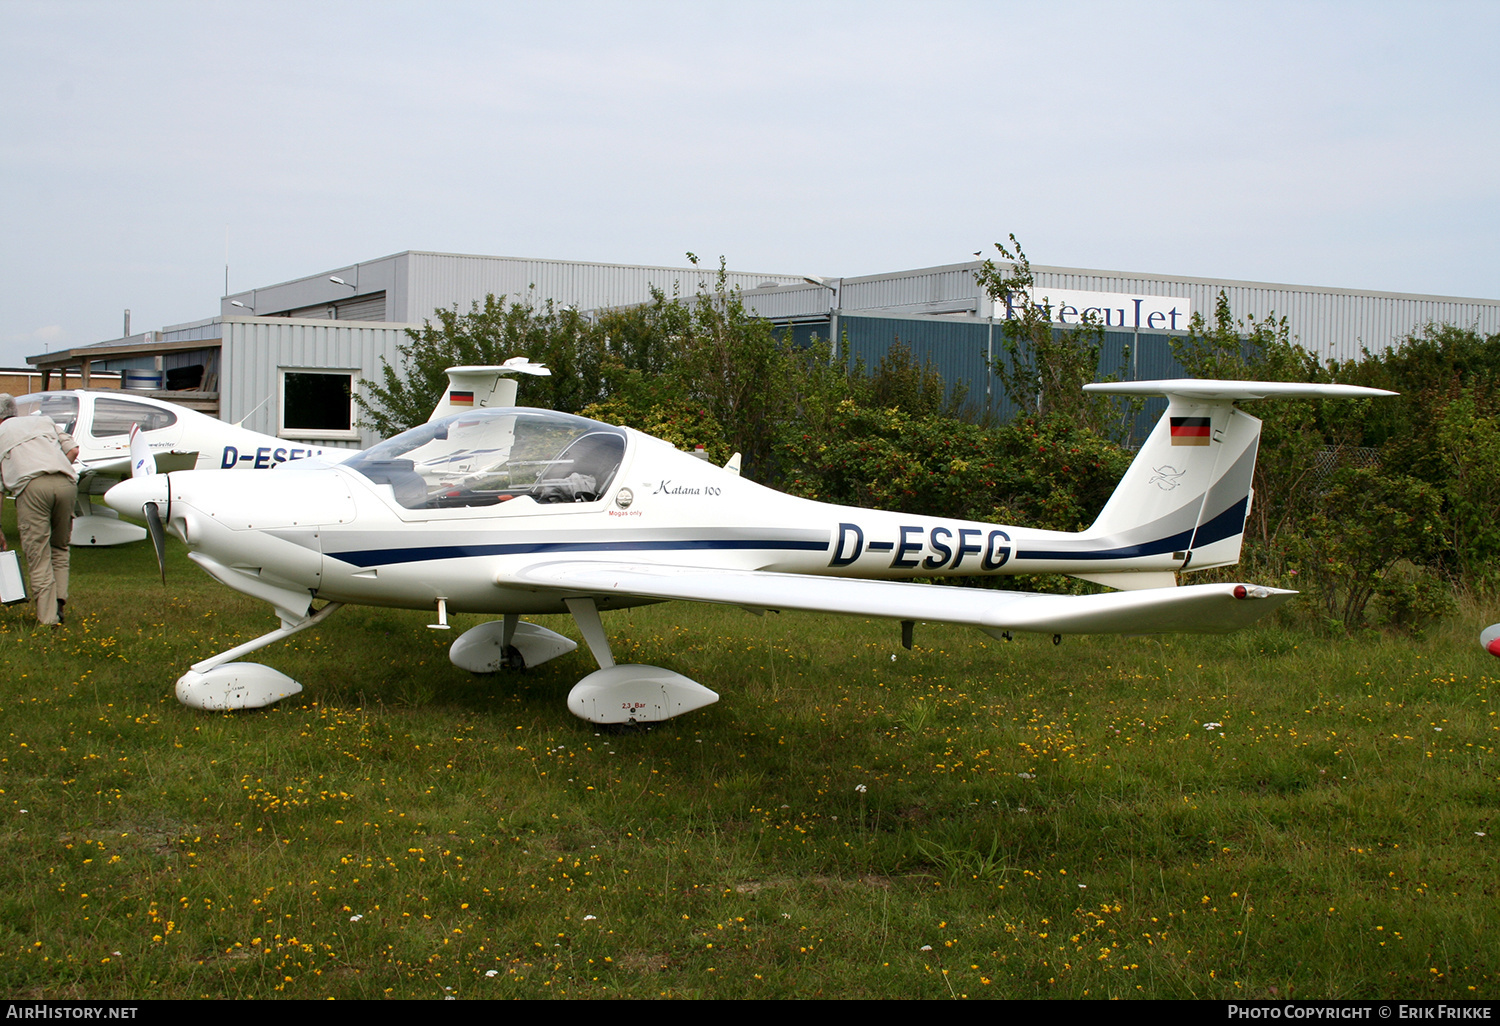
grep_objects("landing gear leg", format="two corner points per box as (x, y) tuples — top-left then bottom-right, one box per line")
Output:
(173, 602), (343, 711)
(561, 597), (718, 725)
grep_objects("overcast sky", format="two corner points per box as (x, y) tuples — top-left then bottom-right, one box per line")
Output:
(2, 0), (1496, 367)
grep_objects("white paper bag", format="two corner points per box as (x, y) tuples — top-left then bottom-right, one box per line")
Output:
(0, 549), (26, 605)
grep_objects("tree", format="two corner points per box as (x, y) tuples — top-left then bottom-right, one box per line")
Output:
(776, 398), (1131, 530)
(356, 293), (608, 437)
(868, 340), (970, 421)
(1294, 467), (1444, 630)
(972, 235), (1134, 439)
(1342, 323), (1500, 448)
(591, 258), (859, 483)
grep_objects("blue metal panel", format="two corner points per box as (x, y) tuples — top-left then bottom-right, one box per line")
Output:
(841, 315), (995, 418)
(793, 315), (1194, 442)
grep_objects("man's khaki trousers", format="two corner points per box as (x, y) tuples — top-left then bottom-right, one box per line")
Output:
(16, 473), (74, 625)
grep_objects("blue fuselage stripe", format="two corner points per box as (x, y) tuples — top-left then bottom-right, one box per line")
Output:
(1017, 529), (1195, 562)
(330, 538), (831, 568)
(328, 497), (1249, 569)
(1189, 498), (1250, 550)
(1016, 497), (1247, 562)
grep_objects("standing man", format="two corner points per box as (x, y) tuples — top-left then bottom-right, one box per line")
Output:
(0, 395), (79, 626)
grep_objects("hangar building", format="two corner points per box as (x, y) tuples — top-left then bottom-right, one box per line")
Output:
(28, 250), (1500, 446)
(29, 252), (806, 447)
(740, 261), (1500, 424)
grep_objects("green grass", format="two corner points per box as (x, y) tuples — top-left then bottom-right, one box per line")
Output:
(1, 526), (1498, 999)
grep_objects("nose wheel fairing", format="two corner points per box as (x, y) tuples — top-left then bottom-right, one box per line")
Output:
(176, 663), (303, 711)
(171, 602), (344, 711)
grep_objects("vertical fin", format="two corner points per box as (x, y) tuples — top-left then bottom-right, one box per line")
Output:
(428, 360), (552, 422)
(1086, 395), (1257, 571)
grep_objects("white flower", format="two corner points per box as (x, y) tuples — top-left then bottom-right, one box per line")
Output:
(921, 945), (933, 951)
(486, 970), (498, 977)
(584, 915), (597, 921)
(1078, 884), (1087, 889)
(855, 784), (868, 793)
(1203, 722), (1223, 731)
(1477, 832), (1487, 837)
(349, 914), (363, 922)
(1017, 772), (1034, 779)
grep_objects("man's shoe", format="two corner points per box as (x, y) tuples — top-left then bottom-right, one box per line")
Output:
(56, 599), (65, 626)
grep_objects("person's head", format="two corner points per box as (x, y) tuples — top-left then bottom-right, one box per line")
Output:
(0, 395), (15, 423)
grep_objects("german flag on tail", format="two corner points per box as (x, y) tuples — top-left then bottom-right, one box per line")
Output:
(449, 390), (474, 407)
(1170, 416), (1211, 446)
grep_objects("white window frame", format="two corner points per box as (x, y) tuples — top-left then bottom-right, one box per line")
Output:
(278, 367), (360, 441)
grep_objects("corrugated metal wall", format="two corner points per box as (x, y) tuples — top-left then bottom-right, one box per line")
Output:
(214, 256), (1500, 450)
(1024, 265), (1500, 361)
(746, 283), (835, 320)
(819, 314), (1189, 441)
(401, 253), (805, 324)
(223, 319), (410, 447)
(842, 263), (980, 316)
(225, 251), (806, 326)
(755, 261), (1500, 364)
(228, 253), (1500, 364)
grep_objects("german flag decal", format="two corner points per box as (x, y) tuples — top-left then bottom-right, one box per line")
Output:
(449, 390), (475, 406)
(1170, 416), (1211, 446)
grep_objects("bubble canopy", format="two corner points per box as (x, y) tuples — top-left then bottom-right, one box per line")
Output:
(345, 408), (627, 510)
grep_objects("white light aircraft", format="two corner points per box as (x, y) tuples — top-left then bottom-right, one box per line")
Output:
(20, 359), (550, 547)
(104, 376), (1392, 724)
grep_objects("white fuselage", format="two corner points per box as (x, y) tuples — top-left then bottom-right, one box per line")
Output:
(109, 414), (1191, 619)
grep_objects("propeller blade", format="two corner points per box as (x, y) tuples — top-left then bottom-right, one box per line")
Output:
(143, 501), (167, 583)
(129, 423), (155, 479)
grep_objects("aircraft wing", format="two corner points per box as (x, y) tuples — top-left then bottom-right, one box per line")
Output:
(78, 451), (199, 479)
(510, 561), (1294, 635)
